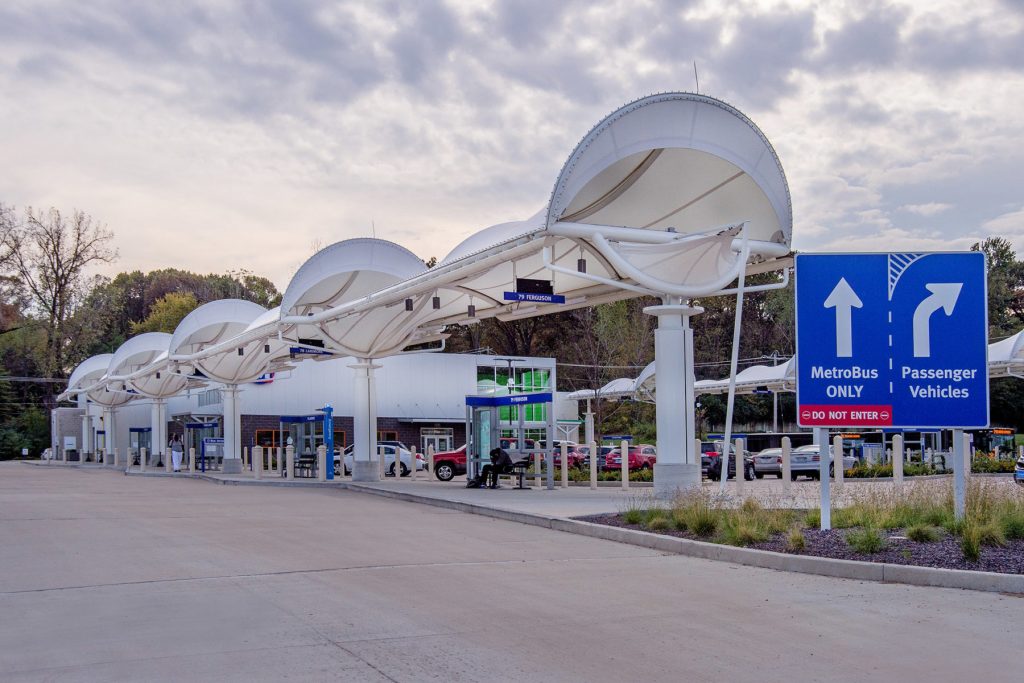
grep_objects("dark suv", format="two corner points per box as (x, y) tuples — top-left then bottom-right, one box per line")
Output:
(701, 441), (755, 481)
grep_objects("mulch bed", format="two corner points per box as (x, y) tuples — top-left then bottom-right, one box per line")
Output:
(577, 513), (1024, 575)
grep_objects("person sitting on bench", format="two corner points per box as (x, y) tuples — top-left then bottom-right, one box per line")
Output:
(469, 447), (514, 489)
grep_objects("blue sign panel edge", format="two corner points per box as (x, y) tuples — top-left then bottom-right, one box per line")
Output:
(794, 252), (990, 429)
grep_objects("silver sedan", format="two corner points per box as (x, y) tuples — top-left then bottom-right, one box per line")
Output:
(753, 448), (783, 478)
(789, 445), (857, 480)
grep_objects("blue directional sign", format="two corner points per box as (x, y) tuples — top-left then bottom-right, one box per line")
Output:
(795, 252), (988, 428)
(503, 291), (566, 304)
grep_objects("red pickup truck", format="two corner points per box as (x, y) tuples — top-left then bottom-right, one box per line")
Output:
(603, 444), (657, 471)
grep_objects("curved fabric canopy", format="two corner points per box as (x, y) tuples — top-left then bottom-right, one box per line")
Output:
(64, 353), (134, 407)
(284, 92), (793, 352)
(988, 331), (1024, 376)
(169, 299), (271, 384)
(61, 91), (796, 418)
(279, 238), (433, 357)
(106, 332), (192, 398)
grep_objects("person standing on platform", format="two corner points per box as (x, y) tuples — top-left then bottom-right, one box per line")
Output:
(170, 434), (184, 472)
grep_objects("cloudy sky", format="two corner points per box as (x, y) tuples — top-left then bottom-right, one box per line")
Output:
(2, 0), (1023, 290)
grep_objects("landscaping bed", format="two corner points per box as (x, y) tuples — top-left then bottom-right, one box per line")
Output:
(577, 479), (1024, 575)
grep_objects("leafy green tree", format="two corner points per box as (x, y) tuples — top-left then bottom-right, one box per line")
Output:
(130, 292), (199, 334)
(971, 237), (1024, 337)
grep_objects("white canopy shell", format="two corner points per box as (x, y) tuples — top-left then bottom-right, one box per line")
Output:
(169, 299), (270, 384)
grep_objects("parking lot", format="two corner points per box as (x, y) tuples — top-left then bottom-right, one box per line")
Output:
(2, 462), (1020, 682)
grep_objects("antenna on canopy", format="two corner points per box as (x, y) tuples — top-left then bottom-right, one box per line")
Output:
(693, 61), (700, 93)
(372, 220), (376, 239)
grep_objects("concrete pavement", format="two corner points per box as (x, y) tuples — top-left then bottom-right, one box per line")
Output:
(1, 462), (1019, 682)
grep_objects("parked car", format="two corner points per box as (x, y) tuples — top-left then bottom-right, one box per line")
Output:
(701, 441), (754, 481)
(753, 447), (783, 479)
(432, 444), (467, 481)
(338, 444), (424, 477)
(789, 444), (857, 480)
(576, 444), (615, 469)
(1016, 453), (1024, 486)
(603, 444), (657, 471)
(499, 437), (536, 451)
(553, 446), (586, 469)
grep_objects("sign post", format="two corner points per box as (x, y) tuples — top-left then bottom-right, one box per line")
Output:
(796, 252), (988, 525)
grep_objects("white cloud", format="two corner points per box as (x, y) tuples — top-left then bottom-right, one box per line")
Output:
(1, 0), (1024, 290)
(900, 203), (953, 216)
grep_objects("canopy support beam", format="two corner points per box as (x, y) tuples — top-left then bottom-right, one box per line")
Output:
(645, 300), (704, 497)
(351, 360), (382, 482)
(222, 386), (242, 474)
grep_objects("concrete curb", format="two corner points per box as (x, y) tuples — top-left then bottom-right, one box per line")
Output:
(344, 483), (1024, 595)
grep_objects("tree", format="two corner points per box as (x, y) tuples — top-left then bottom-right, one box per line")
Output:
(0, 205), (117, 380)
(971, 237), (1024, 336)
(130, 292), (200, 334)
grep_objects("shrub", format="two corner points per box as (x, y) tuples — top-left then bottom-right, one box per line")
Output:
(971, 459), (1015, 474)
(785, 527), (806, 552)
(804, 509), (821, 529)
(645, 515), (671, 531)
(977, 520), (1007, 547)
(623, 508), (644, 525)
(846, 527), (887, 554)
(687, 508), (718, 537)
(722, 518), (768, 546)
(961, 526), (981, 562)
(1002, 510), (1024, 540)
(671, 490), (720, 537)
(905, 524), (941, 543)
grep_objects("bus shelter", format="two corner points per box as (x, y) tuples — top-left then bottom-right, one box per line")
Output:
(465, 391), (554, 489)
(128, 427), (152, 466)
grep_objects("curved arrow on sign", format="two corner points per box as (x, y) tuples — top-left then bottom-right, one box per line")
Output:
(912, 283), (962, 358)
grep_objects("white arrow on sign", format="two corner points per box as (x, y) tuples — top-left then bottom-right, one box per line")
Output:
(913, 283), (962, 357)
(824, 278), (863, 357)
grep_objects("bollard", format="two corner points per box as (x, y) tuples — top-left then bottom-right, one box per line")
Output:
(286, 445), (295, 479)
(379, 445), (386, 480)
(253, 445), (263, 480)
(963, 432), (972, 479)
(620, 440), (629, 490)
(893, 434), (904, 484)
(781, 437), (791, 495)
(165, 447), (172, 473)
(140, 447), (147, 472)
(317, 445), (327, 482)
(112, 448), (118, 468)
(427, 445), (435, 479)
(589, 440), (598, 490)
(734, 439), (745, 495)
(560, 442), (569, 488)
(833, 435), (844, 485)
(953, 429), (967, 519)
(411, 445), (419, 482)
(534, 451), (542, 488)
(189, 447), (196, 474)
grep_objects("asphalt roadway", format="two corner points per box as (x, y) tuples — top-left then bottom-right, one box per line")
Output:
(1, 462), (1018, 682)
